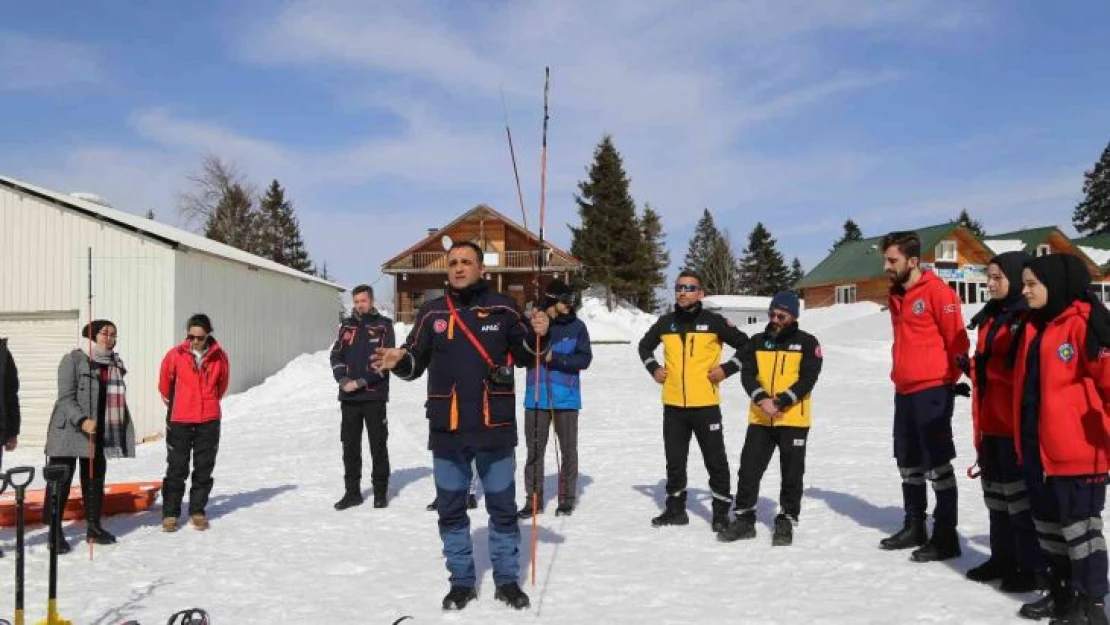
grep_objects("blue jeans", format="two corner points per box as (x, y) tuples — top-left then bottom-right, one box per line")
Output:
(433, 447), (520, 587)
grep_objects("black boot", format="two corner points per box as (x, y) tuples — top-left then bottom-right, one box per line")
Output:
(373, 484), (388, 509)
(555, 501), (574, 516)
(334, 491), (363, 511)
(494, 582), (531, 609)
(1049, 592), (1106, 625)
(711, 499), (731, 533)
(1000, 566), (1038, 593)
(83, 485), (116, 544)
(518, 500), (543, 519)
(86, 523), (117, 545)
(651, 493), (689, 527)
(717, 511), (756, 542)
(967, 557), (1009, 583)
(879, 516), (927, 550)
(772, 514), (795, 546)
(1020, 578), (1073, 620)
(910, 525), (961, 562)
(441, 586), (477, 611)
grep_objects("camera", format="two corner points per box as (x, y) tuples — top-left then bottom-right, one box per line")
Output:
(487, 365), (514, 387)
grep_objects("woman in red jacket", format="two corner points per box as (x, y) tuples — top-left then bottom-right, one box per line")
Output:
(158, 314), (230, 533)
(966, 251), (1037, 592)
(1013, 254), (1110, 624)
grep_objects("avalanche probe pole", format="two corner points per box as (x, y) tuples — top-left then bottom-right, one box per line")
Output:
(530, 66), (550, 587)
(86, 247), (96, 561)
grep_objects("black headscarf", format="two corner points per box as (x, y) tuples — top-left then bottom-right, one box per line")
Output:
(968, 251), (1031, 329)
(1026, 253), (1110, 359)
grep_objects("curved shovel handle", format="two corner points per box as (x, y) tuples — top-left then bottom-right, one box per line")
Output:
(4, 465), (35, 490)
(42, 463), (70, 484)
(0, 473), (7, 496)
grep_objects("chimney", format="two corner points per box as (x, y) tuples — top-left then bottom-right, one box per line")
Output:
(427, 228), (437, 235)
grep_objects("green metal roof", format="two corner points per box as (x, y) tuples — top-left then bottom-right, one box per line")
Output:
(796, 223), (961, 288)
(982, 226), (1057, 253)
(1074, 233), (1110, 251)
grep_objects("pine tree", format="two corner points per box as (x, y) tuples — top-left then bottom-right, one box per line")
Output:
(789, 257), (805, 292)
(683, 209), (721, 273)
(737, 222), (791, 296)
(955, 208), (985, 238)
(701, 230), (742, 295)
(831, 218), (863, 251)
(1073, 141), (1110, 236)
(635, 203), (670, 311)
(258, 179), (314, 273)
(204, 183), (257, 252)
(569, 134), (643, 309)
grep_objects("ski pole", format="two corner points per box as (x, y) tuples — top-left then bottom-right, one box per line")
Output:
(37, 464), (73, 625)
(5, 466), (35, 625)
(85, 246), (96, 561)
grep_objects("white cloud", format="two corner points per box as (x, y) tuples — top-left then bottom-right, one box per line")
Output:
(0, 31), (104, 91)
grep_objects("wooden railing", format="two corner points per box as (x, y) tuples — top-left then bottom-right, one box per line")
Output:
(390, 249), (574, 271)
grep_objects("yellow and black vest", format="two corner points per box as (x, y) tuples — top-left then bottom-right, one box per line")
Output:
(638, 304), (749, 408)
(742, 325), (822, 427)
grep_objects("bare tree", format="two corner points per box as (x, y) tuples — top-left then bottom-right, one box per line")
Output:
(178, 154), (253, 230)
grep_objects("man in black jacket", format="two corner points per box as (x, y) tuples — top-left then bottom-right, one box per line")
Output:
(330, 284), (395, 510)
(372, 241), (549, 612)
(0, 337), (19, 459)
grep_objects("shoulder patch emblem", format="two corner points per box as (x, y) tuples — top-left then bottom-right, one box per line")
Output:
(814, 344), (823, 358)
(912, 299), (926, 315)
(1058, 342), (1075, 363)
(433, 319), (448, 334)
(696, 324), (709, 331)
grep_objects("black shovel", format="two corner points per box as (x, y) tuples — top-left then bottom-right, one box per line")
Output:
(3, 466), (35, 625)
(38, 464), (72, 625)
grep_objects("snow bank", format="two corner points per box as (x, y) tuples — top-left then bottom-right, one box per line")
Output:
(575, 296), (657, 342)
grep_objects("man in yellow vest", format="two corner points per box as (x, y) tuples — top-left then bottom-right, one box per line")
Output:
(638, 270), (750, 531)
(717, 291), (823, 546)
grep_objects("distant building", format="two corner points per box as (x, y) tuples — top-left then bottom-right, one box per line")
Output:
(702, 295), (791, 328)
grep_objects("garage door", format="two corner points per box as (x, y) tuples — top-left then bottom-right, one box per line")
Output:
(0, 311), (80, 450)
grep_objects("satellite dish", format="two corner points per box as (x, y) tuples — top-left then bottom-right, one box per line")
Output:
(441, 235), (453, 251)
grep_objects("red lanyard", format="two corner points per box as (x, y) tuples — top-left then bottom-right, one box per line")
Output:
(445, 294), (497, 368)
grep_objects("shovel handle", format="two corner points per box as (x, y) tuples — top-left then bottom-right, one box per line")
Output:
(4, 466), (34, 490)
(41, 464), (69, 484)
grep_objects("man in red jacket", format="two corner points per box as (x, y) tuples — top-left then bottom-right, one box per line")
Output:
(878, 231), (970, 563)
(158, 313), (230, 532)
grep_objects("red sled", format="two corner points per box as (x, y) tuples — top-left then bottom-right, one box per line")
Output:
(0, 481), (163, 527)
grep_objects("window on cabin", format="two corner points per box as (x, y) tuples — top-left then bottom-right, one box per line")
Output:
(836, 285), (857, 304)
(747, 316), (759, 325)
(935, 240), (958, 262)
(1036, 244), (1051, 257)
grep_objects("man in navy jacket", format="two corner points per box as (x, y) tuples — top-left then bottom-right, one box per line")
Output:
(330, 284), (395, 510)
(373, 241), (549, 612)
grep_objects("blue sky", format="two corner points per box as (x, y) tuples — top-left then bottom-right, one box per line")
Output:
(3, 1), (1109, 300)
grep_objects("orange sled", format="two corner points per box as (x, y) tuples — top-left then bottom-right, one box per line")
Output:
(0, 481), (163, 527)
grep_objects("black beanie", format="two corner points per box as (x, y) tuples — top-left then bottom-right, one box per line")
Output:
(81, 319), (115, 340)
(542, 279), (573, 309)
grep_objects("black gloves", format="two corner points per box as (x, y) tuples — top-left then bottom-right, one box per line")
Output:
(954, 382), (971, 398)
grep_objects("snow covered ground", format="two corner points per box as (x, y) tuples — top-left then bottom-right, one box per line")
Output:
(1, 297), (1065, 624)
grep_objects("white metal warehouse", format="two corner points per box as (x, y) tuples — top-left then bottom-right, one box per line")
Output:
(0, 175), (345, 449)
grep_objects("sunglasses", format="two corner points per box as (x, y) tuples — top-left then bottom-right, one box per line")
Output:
(187, 334), (209, 343)
(674, 284), (701, 293)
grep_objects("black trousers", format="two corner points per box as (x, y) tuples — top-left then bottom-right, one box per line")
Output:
(162, 420), (221, 518)
(663, 405), (731, 504)
(341, 401), (390, 496)
(1031, 475), (1109, 598)
(893, 385), (958, 528)
(734, 424), (809, 519)
(978, 434), (1037, 569)
(44, 453), (106, 527)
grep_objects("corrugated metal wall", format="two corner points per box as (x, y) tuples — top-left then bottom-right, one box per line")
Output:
(174, 250), (344, 396)
(0, 186), (176, 449)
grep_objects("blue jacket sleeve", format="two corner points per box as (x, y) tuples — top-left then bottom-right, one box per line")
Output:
(548, 321), (593, 373)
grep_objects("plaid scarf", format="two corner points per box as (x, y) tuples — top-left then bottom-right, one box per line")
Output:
(86, 346), (133, 459)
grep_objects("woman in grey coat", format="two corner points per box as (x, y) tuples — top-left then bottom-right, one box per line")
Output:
(44, 319), (136, 553)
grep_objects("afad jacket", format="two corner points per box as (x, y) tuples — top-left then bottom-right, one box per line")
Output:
(740, 323), (823, 427)
(1012, 301), (1110, 476)
(158, 338), (230, 425)
(638, 302), (749, 408)
(889, 271), (970, 395)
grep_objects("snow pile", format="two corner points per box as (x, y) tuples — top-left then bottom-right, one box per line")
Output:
(703, 294), (778, 310)
(1081, 245), (1110, 267)
(575, 296), (657, 343)
(983, 239), (1027, 254)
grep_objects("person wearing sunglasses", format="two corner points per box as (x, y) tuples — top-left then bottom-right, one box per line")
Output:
(638, 269), (749, 532)
(331, 284), (396, 511)
(878, 231), (970, 563)
(43, 319), (136, 553)
(717, 291), (822, 547)
(158, 313), (230, 533)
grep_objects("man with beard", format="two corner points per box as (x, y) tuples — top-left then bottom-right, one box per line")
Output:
(878, 230), (970, 562)
(717, 291), (822, 547)
(638, 270), (749, 531)
(371, 240), (549, 612)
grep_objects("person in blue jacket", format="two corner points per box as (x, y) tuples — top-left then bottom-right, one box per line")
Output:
(518, 279), (592, 518)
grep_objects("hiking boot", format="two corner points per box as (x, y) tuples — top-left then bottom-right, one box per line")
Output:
(967, 557), (1009, 582)
(334, 491), (364, 511)
(441, 586), (477, 611)
(55, 533), (72, 554)
(879, 517), (927, 550)
(1021, 579), (1073, 620)
(711, 499), (731, 533)
(373, 494), (388, 509)
(467, 493), (478, 509)
(189, 513), (209, 531)
(717, 512), (756, 542)
(555, 502), (574, 516)
(772, 514), (795, 546)
(518, 501), (543, 519)
(910, 526), (960, 562)
(1050, 592), (1106, 625)
(1000, 567), (1038, 593)
(162, 517), (179, 533)
(86, 522), (117, 545)
(651, 493), (689, 527)
(494, 582), (531, 609)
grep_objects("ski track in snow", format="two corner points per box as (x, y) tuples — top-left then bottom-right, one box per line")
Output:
(0, 301), (1055, 624)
